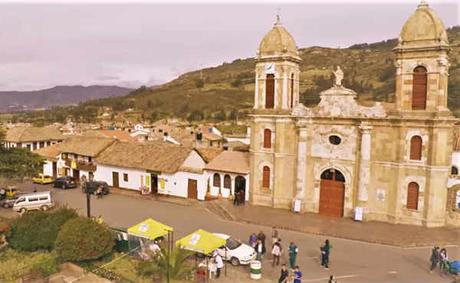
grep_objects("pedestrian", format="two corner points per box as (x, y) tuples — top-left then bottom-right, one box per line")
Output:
(272, 226), (279, 245)
(249, 232), (258, 248)
(293, 266), (302, 283)
(233, 191), (240, 206)
(429, 246), (440, 272)
(321, 239), (331, 269)
(214, 252), (224, 278)
(255, 239), (263, 260)
(272, 239), (282, 267)
(96, 186), (103, 198)
(439, 248), (449, 273)
(328, 275), (338, 283)
(257, 230), (266, 255)
(288, 242), (298, 269)
(278, 264), (289, 283)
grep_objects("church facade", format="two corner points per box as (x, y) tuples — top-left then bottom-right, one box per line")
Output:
(249, 3), (460, 227)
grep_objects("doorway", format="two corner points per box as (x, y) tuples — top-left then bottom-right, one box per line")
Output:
(235, 176), (246, 204)
(187, 179), (198, 199)
(151, 174), (158, 194)
(112, 172), (119, 188)
(319, 169), (345, 217)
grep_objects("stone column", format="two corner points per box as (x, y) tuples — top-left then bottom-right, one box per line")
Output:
(295, 127), (308, 201)
(358, 122), (372, 202)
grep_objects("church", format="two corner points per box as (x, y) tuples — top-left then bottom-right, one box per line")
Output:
(249, 2), (460, 227)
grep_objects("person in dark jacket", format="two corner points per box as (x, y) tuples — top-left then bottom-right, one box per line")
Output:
(321, 239), (331, 269)
(278, 264), (289, 283)
(257, 231), (266, 255)
(429, 246), (440, 272)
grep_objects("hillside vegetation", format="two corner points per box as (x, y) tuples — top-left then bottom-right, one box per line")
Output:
(14, 26), (460, 124)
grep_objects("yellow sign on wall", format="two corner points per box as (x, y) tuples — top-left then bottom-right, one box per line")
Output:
(71, 160), (77, 169)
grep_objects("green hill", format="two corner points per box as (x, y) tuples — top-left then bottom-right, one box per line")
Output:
(14, 26), (460, 124)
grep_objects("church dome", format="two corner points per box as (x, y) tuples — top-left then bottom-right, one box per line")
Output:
(398, 2), (449, 48)
(258, 18), (300, 59)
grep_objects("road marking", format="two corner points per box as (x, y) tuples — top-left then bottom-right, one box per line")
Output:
(303, 274), (359, 282)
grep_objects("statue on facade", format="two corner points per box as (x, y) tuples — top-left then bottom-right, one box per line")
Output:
(333, 66), (344, 87)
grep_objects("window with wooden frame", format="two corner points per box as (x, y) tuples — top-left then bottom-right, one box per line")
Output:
(224, 175), (231, 189)
(410, 135), (422, 160)
(123, 173), (128, 182)
(407, 182), (419, 210)
(263, 129), (272, 149)
(265, 74), (275, 109)
(262, 166), (270, 189)
(412, 66), (427, 110)
(452, 166), (459, 176)
(213, 173), (221, 187)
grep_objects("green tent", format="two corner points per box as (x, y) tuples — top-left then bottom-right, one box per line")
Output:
(127, 218), (173, 240)
(176, 229), (226, 255)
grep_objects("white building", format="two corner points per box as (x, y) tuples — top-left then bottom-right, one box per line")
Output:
(204, 151), (250, 201)
(94, 141), (209, 200)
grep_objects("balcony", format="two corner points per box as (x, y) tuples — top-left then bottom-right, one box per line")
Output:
(64, 159), (97, 172)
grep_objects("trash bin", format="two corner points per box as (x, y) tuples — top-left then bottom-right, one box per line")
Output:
(250, 260), (262, 280)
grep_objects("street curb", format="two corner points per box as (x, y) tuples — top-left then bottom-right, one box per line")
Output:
(110, 188), (196, 207)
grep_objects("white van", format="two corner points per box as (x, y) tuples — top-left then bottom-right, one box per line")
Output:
(13, 191), (54, 213)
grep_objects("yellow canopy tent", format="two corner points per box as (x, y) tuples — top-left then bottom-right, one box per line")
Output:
(176, 229), (226, 255)
(127, 218), (173, 240)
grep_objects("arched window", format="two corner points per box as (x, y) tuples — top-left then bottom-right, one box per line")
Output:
(452, 166), (459, 175)
(407, 182), (419, 210)
(263, 129), (272, 149)
(262, 166), (270, 189)
(290, 73), (294, 108)
(224, 174), (231, 189)
(412, 66), (427, 110)
(213, 173), (221, 187)
(410, 136), (422, 160)
(265, 74), (275, 109)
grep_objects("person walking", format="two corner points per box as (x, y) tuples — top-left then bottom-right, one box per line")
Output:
(258, 230), (266, 256)
(214, 252), (224, 279)
(272, 226), (279, 245)
(321, 239), (331, 269)
(288, 242), (298, 269)
(429, 246), (440, 273)
(255, 239), (264, 261)
(249, 232), (257, 248)
(278, 264), (289, 283)
(272, 239), (282, 267)
(328, 275), (338, 283)
(439, 248), (449, 273)
(233, 191), (240, 206)
(293, 266), (302, 283)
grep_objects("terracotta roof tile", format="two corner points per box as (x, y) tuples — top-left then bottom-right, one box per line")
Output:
(6, 126), (63, 142)
(204, 151), (249, 174)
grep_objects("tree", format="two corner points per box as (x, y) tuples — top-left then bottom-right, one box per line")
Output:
(55, 217), (114, 262)
(7, 208), (78, 251)
(194, 78), (205, 89)
(137, 248), (194, 282)
(0, 148), (44, 181)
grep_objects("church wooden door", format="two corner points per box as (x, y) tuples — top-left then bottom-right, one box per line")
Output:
(319, 169), (345, 217)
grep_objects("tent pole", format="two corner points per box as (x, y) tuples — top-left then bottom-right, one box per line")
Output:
(167, 232), (170, 283)
(225, 248), (227, 277)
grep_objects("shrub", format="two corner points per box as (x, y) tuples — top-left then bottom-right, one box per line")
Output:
(55, 217), (114, 262)
(7, 207), (78, 251)
(0, 249), (58, 281)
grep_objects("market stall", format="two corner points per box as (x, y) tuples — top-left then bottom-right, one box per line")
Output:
(176, 229), (227, 281)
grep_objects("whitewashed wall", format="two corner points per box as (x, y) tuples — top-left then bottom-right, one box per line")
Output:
(157, 171), (207, 200)
(43, 161), (53, 176)
(94, 164), (149, 191)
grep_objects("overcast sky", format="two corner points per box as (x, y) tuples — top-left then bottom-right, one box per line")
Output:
(0, 0), (458, 91)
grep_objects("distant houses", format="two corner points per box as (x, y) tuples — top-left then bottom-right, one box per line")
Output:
(3, 126), (64, 151)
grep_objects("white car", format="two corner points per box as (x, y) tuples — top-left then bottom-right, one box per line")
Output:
(213, 233), (256, 266)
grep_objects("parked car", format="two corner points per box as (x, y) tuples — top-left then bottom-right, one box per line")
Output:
(54, 176), (77, 189)
(13, 191), (54, 213)
(0, 186), (20, 200)
(0, 196), (18, 208)
(213, 233), (256, 266)
(83, 181), (110, 195)
(32, 174), (54, 185)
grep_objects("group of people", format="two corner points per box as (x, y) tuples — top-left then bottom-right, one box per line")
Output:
(232, 189), (245, 206)
(249, 227), (337, 283)
(430, 246), (450, 274)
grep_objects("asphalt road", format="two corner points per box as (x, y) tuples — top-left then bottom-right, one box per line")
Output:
(2, 184), (459, 283)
